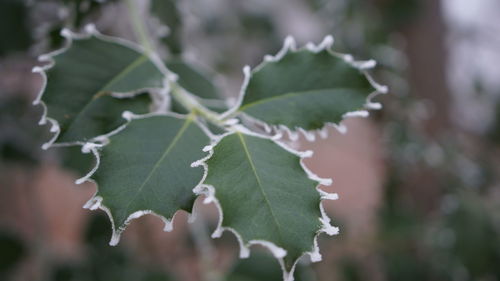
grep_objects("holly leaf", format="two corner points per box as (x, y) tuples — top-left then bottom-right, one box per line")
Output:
(232, 36), (387, 131)
(59, 94), (151, 143)
(83, 115), (210, 245)
(34, 28), (165, 147)
(57, 145), (96, 177)
(196, 130), (337, 280)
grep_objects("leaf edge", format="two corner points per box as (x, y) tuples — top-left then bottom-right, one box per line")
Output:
(191, 125), (340, 281)
(78, 110), (214, 246)
(32, 24), (171, 150)
(219, 35), (389, 142)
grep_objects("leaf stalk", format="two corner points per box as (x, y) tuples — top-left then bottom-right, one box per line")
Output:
(125, 0), (227, 128)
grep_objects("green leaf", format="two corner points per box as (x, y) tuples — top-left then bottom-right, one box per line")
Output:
(196, 130), (337, 279)
(233, 36), (385, 131)
(83, 115), (210, 246)
(56, 145), (96, 177)
(34, 30), (165, 147)
(61, 94), (151, 143)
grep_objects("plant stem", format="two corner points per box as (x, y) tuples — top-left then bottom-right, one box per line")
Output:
(123, 2), (227, 276)
(125, 0), (154, 53)
(169, 82), (226, 126)
(125, 0), (227, 127)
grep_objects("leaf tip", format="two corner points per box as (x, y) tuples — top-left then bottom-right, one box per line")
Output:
(367, 102), (382, 110)
(283, 35), (296, 50)
(60, 28), (72, 38)
(319, 189), (339, 200)
(163, 220), (174, 232)
(243, 65), (251, 75)
(319, 213), (340, 236)
(344, 110), (369, 118)
(323, 225), (340, 236)
(84, 23), (97, 34)
(334, 124), (347, 134)
(74, 178), (86, 185)
(121, 110), (134, 121)
(32, 66), (43, 73)
(250, 240), (287, 259)
(305, 35), (334, 53)
(318, 127), (329, 139)
(356, 59), (377, 70)
(83, 196), (102, 210)
(109, 232), (121, 246)
(211, 227), (223, 239)
(309, 248), (322, 262)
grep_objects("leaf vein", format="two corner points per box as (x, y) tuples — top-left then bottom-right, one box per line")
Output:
(236, 133), (286, 246)
(124, 116), (193, 214)
(239, 88), (348, 112)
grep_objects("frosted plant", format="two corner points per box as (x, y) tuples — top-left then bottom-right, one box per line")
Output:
(33, 1), (387, 280)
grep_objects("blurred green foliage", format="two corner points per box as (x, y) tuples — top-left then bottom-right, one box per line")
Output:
(151, 0), (182, 55)
(225, 251), (315, 281)
(0, 96), (47, 165)
(49, 214), (175, 281)
(0, 0), (32, 57)
(0, 231), (26, 280)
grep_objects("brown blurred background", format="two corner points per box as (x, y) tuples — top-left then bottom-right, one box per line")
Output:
(1, 0), (500, 281)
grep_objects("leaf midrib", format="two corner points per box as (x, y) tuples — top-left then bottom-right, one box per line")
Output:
(239, 88), (354, 112)
(94, 55), (149, 99)
(124, 117), (193, 214)
(237, 133), (285, 246)
(60, 55), (149, 140)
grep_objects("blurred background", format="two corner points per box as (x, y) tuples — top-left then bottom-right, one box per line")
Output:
(1, 0), (500, 280)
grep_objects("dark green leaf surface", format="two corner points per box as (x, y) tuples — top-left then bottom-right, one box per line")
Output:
(91, 115), (209, 242)
(60, 94), (150, 143)
(57, 145), (95, 177)
(239, 49), (371, 130)
(204, 132), (322, 270)
(38, 35), (164, 143)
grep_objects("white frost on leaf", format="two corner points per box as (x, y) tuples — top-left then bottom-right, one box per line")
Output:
(218, 34), (389, 143)
(78, 112), (210, 246)
(32, 24), (170, 150)
(305, 35), (334, 53)
(83, 195), (102, 210)
(343, 110), (370, 118)
(74, 142), (102, 185)
(33, 22), (179, 202)
(191, 126), (339, 281)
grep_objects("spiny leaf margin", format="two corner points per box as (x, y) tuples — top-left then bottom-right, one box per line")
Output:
(32, 24), (170, 150)
(220, 35), (389, 142)
(192, 125), (340, 281)
(77, 110), (215, 246)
